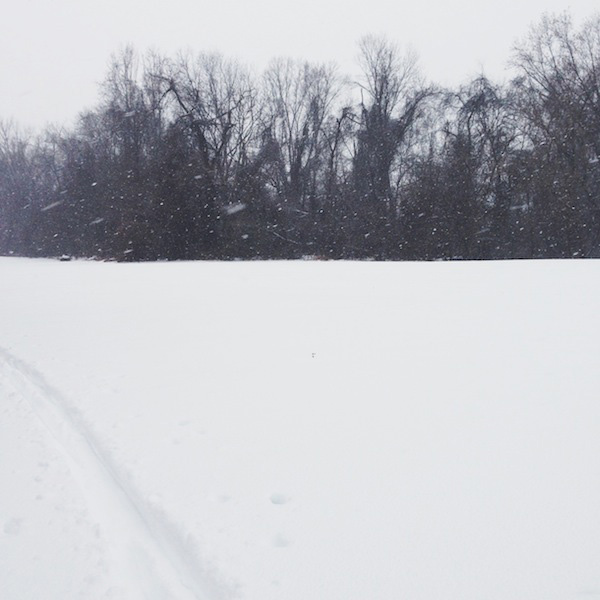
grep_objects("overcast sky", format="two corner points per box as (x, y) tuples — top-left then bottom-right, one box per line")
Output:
(2, 0), (599, 131)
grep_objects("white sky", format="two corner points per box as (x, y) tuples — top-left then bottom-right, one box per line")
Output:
(2, 0), (599, 131)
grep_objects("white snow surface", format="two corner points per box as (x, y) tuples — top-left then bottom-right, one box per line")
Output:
(1, 257), (600, 599)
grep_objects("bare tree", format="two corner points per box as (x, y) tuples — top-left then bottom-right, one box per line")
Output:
(512, 13), (600, 256)
(352, 35), (430, 256)
(261, 58), (341, 215)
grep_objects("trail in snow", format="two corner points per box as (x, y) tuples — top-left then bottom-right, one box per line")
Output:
(0, 347), (228, 600)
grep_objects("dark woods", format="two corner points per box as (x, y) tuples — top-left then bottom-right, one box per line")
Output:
(2, 13), (600, 261)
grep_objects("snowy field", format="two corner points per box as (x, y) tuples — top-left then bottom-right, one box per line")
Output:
(1, 257), (600, 600)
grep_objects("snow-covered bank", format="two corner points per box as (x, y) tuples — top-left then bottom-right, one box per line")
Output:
(1, 257), (600, 599)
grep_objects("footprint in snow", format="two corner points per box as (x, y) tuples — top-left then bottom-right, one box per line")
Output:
(272, 533), (291, 548)
(3, 518), (23, 535)
(270, 493), (290, 505)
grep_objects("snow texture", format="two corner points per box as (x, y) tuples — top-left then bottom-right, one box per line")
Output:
(1, 257), (600, 599)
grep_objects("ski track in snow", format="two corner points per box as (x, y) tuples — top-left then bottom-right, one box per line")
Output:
(0, 346), (228, 600)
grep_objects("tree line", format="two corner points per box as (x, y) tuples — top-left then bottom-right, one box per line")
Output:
(2, 13), (600, 261)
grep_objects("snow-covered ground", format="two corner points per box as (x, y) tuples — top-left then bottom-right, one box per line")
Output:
(1, 257), (600, 600)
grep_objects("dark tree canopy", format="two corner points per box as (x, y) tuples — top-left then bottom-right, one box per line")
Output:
(3, 14), (600, 262)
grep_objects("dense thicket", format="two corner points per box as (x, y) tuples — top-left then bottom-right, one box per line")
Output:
(3, 13), (600, 261)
